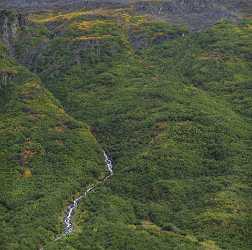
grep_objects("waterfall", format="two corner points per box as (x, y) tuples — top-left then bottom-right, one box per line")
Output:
(60, 151), (113, 237)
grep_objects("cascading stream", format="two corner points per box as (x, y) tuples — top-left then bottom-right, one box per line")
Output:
(63, 184), (95, 235)
(57, 151), (113, 239)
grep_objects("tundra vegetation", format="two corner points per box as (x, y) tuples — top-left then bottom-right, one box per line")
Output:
(0, 5), (251, 250)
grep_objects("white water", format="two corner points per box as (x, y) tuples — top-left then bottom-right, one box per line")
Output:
(103, 151), (113, 176)
(60, 151), (113, 237)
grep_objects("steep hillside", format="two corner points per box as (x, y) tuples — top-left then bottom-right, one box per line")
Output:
(0, 3), (252, 250)
(0, 0), (128, 11)
(1, 0), (251, 30)
(0, 41), (107, 249)
(8, 9), (251, 250)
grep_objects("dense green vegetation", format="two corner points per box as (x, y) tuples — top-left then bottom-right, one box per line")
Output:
(0, 7), (251, 250)
(0, 41), (106, 249)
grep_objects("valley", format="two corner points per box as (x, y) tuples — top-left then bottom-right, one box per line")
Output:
(0, 1), (252, 250)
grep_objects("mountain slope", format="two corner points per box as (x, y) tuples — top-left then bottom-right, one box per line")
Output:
(0, 4), (251, 250)
(9, 9), (251, 250)
(1, 0), (251, 30)
(0, 41), (107, 249)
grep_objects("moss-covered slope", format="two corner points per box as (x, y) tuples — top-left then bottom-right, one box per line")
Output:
(10, 10), (251, 250)
(0, 42), (106, 249)
(0, 6), (251, 250)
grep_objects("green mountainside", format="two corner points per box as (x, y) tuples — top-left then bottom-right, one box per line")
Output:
(0, 5), (252, 250)
(0, 37), (106, 249)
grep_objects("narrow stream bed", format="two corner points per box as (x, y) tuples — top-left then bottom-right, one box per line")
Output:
(62, 151), (113, 237)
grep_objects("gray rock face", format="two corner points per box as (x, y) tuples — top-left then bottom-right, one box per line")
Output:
(134, 0), (242, 30)
(0, 10), (27, 53)
(0, 0), (243, 12)
(0, 11), (18, 48)
(0, 71), (15, 88)
(0, 0), (129, 11)
(0, 0), (250, 30)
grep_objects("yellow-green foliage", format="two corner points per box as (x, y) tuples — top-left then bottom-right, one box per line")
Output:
(0, 47), (106, 249)
(21, 167), (32, 178)
(29, 10), (87, 23)
(1, 8), (252, 250)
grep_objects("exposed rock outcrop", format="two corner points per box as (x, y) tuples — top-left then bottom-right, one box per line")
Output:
(1, 0), (250, 30)
(134, 0), (241, 30)
(0, 0), (128, 11)
(0, 69), (17, 88)
(0, 10), (27, 54)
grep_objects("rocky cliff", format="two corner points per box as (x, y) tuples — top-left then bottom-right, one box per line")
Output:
(0, 68), (17, 88)
(0, 0), (250, 30)
(0, 10), (25, 87)
(0, 0), (128, 11)
(0, 10), (27, 54)
(133, 0), (241, 30)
